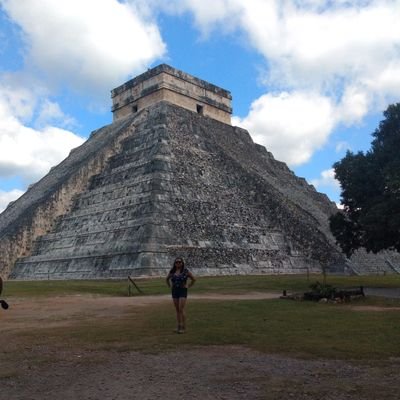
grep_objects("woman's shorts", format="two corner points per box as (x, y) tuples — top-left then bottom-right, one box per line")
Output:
(172, 287), (188, 299)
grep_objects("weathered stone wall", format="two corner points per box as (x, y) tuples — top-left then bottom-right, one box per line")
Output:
(10, 108), (174, 279)
(349, 249), (400, 275)
(0, 115), (137, 279)
(160, 104), (347, 275)
(111, 64), (232, 124)
(4, 101), (398, 279)
(6, 102), (346, 279)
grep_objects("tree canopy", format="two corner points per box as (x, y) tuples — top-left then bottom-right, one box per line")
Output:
(330, 103), (400, 256)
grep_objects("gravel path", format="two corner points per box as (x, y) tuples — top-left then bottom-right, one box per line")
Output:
(364, 287), (400, 298)
(2, 346), (400, 400)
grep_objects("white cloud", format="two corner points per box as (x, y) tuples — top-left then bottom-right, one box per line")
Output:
(178, 0), (242, 35)
(336, 202), (344, 210)
(140, 0), (242, 33)
(0, 188), (24, 213)
(35, 99), (77, 130)
(1, 0), (166, 93)
(310, 168), (342, 204)
(238, 1), (400, 90)
(368, 61), (400, 101)
(233, 91), (335, 166)
(0, 0), (166, 192)
(335, 141), (350, 153)
(337, 85), (370, 126)
(158, 0), (400, 165)
(0, 81), (36, 121)
(310, 168), (341, 191)
(0, 81), (85, 184)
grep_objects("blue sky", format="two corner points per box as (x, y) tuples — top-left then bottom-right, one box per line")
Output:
(1, 0), (399, 212)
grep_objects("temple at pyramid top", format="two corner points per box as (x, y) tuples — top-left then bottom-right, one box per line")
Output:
(111, 64), (232, 124)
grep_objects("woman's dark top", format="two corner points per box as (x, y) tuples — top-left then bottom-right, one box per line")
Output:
(170, 268), (190, 288)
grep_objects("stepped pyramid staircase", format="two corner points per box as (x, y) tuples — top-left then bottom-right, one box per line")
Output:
(7, 103), (348, 279)
(1, 64), (398, 279)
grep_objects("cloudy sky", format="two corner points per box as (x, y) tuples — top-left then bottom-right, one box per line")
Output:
(1, 0), (400, 212)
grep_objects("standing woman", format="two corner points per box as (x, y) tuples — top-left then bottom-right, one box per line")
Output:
(166, 257), (196, 334)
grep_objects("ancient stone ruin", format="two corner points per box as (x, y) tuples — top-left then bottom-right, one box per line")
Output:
(1, 64), (399, 279)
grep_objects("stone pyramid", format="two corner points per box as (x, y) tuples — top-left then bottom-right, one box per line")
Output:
(1, 65), (398, 279)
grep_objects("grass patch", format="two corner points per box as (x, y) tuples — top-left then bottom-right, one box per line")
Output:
(4, 273), (400, 298)
(152, 299), (400, 360)
(10, 298), (400, 360)
(2, 279), (128, 297)
(2, 275), (400, 364)
(350, 294), (400, 307)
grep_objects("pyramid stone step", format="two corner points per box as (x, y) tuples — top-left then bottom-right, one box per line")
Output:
(2, 64), (398, 279)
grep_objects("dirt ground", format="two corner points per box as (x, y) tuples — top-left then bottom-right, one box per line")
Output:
(1, 293), (400, 400)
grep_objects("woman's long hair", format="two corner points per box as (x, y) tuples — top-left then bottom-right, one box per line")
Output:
(169, 257), (185, 274)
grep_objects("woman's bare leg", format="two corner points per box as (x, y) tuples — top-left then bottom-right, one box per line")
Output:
(173, 299), (181, 330)
(173, 297), (187, 332)
(178, 298), (187, 332)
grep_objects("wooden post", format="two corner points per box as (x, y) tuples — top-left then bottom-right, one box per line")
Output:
(128, 276), (143, 294)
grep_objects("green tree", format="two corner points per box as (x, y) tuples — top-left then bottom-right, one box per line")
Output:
(330, 103), (400, 256)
